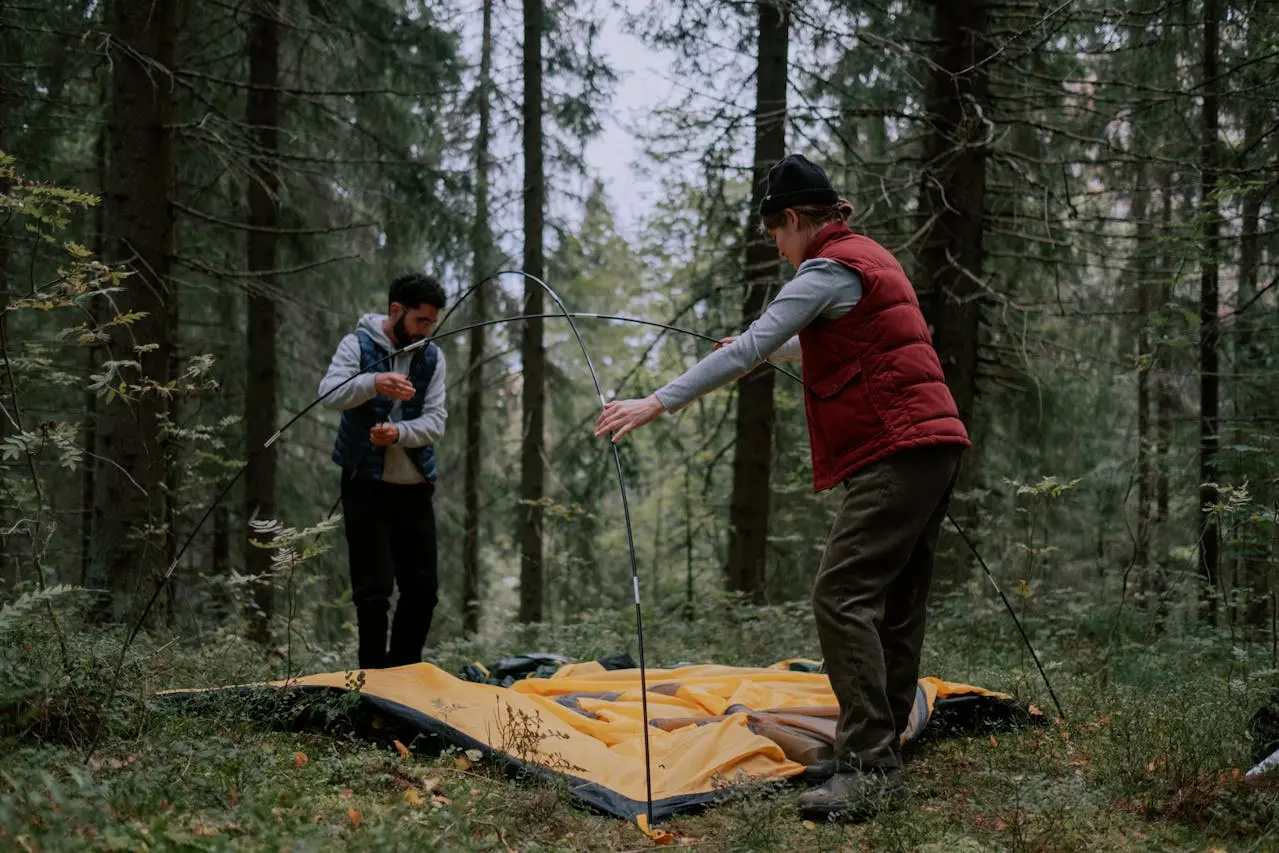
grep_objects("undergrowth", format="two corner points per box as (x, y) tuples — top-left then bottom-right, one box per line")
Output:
(1, 585), (1278, 851)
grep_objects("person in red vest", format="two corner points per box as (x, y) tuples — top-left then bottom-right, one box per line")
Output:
(594, 153), (970, 821)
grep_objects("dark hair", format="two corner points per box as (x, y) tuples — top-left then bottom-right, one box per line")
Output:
(388, 272), (447, 311)
(758, 199), (855, 236)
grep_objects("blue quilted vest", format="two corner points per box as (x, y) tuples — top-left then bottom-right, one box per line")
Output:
(331, 330), (439, 482)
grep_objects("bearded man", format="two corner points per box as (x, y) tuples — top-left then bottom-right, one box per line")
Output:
(319, 272), (448, 669)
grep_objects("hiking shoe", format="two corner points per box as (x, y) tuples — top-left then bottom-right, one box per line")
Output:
(797, 768), (908, 822)
(798, 758), (837, 784)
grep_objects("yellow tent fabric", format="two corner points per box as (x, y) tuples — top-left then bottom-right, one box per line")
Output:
(164, 659), (1017, 821)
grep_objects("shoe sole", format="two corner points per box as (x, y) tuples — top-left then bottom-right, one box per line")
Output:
(797, 788), (908, 823)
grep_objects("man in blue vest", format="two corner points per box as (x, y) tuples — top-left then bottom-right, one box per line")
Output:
(319, 273), (448, 670)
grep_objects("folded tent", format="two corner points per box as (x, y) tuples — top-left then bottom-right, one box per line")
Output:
(161, 654), (1035, 823)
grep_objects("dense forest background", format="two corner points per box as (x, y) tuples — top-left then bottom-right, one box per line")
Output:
(1, 1), (1278, 849)
(4, 0), (1276, 651)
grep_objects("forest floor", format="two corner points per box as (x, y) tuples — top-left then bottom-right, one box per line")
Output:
(2, 583), (1278, 852)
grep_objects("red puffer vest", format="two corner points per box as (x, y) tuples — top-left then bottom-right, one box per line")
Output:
(798, 222), (970, 492)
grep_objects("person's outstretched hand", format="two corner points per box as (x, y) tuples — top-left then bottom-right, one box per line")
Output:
(595, 394), (665, 443)
(714, 336), (736, 349)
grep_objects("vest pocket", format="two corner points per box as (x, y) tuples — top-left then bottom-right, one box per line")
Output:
(809, 360), (863, 399)
(805, 359), (886, 453)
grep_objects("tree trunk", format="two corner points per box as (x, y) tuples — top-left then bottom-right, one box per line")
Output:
(1236, 106), (1267, 628)
(1198, 0), (1221, 623)
(916, 0), (990, 584)
(244, 0), (281, 646)
(518, 0), (546, 623)
(1154, 170), (1174, 525)
(1150, 167), (1174, 627)
(1132, 162), (1153, 573)
(82, 111), (108, 586)
(725, 0), (788, 603)
(0, 0), (13, 590)
(88, 0), (177, 624)
(463, 0), (494, 636)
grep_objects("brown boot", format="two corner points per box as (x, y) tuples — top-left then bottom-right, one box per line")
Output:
(796, 768), (908, 822)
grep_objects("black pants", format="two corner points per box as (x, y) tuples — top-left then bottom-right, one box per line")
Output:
(339, 474), (439, 669)
(813, 444), (964, 772)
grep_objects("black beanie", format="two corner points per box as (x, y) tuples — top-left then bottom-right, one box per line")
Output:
(758, 154), (839, 218)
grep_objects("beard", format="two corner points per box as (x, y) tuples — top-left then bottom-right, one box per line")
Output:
(393, 314), (426, 345)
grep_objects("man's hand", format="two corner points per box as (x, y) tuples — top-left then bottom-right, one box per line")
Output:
(594, 394), (665, 444)
(713, 336), (737, 349)
(374, 372), (415, 401)
(370, 423), (399, 446)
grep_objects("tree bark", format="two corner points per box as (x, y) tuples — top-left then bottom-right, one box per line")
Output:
(1132, 162), (1153, 573)
(518, 0), (546, 623)
(1236, 105), (1267, 628)
(0, 0), (13, 590)
(1198, 0), (1221, 623)
(463, 0), (495, 636)
(88, 0), (177, 624)
(1151, 167), (1174, 627)
(244, 0), (282, 645)
(916, 0), (990, 584)
(725, 0), (788, 602)
(82, 108), (108, 586)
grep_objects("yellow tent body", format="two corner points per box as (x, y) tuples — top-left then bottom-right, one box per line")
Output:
(164, 657), (1032, 822)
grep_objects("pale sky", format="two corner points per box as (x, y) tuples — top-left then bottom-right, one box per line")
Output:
(580, 6), (678, 239)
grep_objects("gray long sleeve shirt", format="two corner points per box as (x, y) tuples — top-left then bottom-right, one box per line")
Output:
(654, 258), (863, 412)
(318, 312), (448, 484)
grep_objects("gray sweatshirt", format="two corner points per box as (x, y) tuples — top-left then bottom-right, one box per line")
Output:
(318, 312), (448, 485)
(654, 258), (863, 412)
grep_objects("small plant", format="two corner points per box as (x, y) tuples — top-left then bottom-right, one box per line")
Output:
(487, 699), (585, 776)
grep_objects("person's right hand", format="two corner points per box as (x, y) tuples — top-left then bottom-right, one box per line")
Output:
(713, 336), (737, 350)
(374, 372), (415, 400)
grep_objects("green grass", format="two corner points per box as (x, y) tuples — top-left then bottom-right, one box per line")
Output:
(3, 587), (1279, 852)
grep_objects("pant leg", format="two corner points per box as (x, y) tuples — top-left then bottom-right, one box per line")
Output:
(386, 481), (439, 667)
(340, 474), (395, 669)
(882, 448), (963, 748)
(812, 444), (964, 772)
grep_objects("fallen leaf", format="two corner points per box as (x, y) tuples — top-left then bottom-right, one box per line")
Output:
(403, 789), (423, 806)
(294, 751), (308, 767)
(1028, 703), (1043, 716)
(453, 756), (471, 771)
(1060, 731), (1071, 740)
(339, 788), (353, 799)
(994, 817), (1007, 832)
(1133, 831), (1148, 841)
(432, 795), (452, 806)
(228, 787), (238, 808)
(989, 735), (998, 746)
(802, 820), (816, 830)
(421, 777), (440, 794)
(89, 755), (137, 772)
(394, 740), (410, 760)
(1232, 768), (1242, 779)
(347, 807), (361, 829)
(465, 749), (483, 762)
